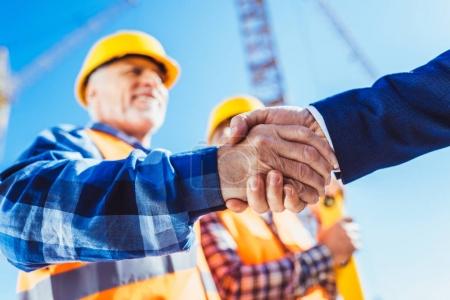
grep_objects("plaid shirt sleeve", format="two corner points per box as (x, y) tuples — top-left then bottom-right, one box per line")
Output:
(0, 125), (225, 271)
(200, 213), (337, 300)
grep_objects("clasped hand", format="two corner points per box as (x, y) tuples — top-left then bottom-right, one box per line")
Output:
(217, 106), (339, 213)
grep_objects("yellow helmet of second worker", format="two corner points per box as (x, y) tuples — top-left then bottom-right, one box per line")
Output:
(75, 30), (180, 106)
(206, 95), (264, 143)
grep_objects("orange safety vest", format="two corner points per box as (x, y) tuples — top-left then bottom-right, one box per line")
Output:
(17, 129), (220, 300)
(216, 209), (330, 300)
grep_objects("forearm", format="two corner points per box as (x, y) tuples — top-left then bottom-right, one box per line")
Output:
(298, 245), (336, 298)
(312, 50), (450, 182)
(220, 246), (334, 300)
(0, 146), (224, 271)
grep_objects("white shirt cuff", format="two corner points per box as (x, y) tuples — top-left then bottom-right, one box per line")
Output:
(306, 105), (335, 150)
(306, 105), (341, 176)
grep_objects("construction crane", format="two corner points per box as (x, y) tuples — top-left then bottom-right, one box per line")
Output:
(234, 0), (377, 107)
(234, 1), (369, 299)
(0, 0), (135, 152)
(235, 0), (285, 106)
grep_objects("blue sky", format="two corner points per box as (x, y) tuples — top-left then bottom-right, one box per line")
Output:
(1, 1), (450, 299)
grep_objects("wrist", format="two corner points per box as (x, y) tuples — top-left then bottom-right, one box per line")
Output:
(217, 145), (248, 200)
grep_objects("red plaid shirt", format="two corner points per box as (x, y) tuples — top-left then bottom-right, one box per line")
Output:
(200, 212), (337, 300)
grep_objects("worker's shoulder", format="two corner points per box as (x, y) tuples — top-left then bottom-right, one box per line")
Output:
(33, 124), (98, 155)
(38, 124), (89, 142)
(11, 124), (100, 162)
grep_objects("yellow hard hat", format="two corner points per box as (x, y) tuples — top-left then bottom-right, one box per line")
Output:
(206, 95), (264, 143)
(75, 30), (180, 106)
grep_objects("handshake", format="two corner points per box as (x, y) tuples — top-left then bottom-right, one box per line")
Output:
(217, 106), (338, 213)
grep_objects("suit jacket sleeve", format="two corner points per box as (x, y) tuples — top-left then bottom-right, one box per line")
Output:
(311, 50), (450, 183)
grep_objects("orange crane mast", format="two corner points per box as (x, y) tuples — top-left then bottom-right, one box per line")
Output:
(235, 0), (285, 106)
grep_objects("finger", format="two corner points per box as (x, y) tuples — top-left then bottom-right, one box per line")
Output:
(229, 109), (340, 168)
(283, 184), (307, 213)
(266, 170), (284, 212)
(247, 175), (269, 213)
(275, 125), (337, 172)
(271, 138), (332, 182)
(285, 178), (320, 205)
(225, 199), (248, 212)
(228, 109), (270, 145)
(278, 157), (325, 197)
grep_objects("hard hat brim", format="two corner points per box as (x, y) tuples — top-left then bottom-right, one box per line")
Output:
(206, 96), (264, 143)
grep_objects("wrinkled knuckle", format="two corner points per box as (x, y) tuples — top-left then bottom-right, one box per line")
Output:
(230, 115), (243, 128)
(296, 126), (306, 137)
(297, 163), (309, 179)
(293, 181), (305, 194)
(298, 126), (312, 139)
(303, 145), (320, 162)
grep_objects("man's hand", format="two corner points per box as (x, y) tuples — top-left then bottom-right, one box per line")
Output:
(223, 107), (338, 213)
(318, 218), (360, 267)
(228, 106), (337, 168)
(217, 123), (334, 213)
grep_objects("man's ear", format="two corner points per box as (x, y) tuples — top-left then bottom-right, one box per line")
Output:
(85, 83), (97, 105)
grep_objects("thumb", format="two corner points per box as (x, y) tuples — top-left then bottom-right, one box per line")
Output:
(228, 108), (270, 145)
(227, 114), (250, 145)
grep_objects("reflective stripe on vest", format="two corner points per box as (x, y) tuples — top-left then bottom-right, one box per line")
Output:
(217, 209), (329, 300)
(17, 128), (220, 300)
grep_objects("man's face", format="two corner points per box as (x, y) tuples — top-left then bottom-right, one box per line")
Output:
(85, 56), (169, 140)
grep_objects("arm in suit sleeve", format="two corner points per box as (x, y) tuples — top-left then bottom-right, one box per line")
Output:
(311, 50), (450, 183)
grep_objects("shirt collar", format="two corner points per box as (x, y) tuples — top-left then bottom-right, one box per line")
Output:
(88, 122), (148, 151)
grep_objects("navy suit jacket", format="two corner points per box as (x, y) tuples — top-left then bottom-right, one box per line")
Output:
(312, 50), (450, 183)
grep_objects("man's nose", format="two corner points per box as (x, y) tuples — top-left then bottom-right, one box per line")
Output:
(139, 70), (163, 88)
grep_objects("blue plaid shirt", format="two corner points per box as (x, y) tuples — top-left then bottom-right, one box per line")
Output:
(0, 123), (225, 271)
